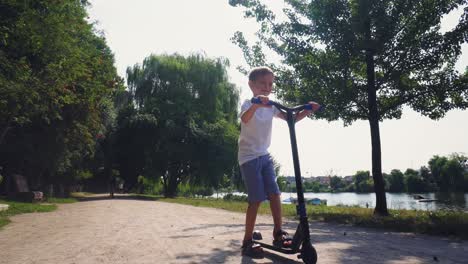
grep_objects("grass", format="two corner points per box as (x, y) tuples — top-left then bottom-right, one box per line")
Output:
(0, 216), (10, 227)
(138, 195), (468, 239)
(45, 197), (78, 203)
(70, 192), (94, 198)
(0, 196), (77, 229)
(306, 205), (468, 238)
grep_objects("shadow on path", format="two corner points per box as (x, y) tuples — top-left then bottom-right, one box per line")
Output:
(175, 239), (302, 264)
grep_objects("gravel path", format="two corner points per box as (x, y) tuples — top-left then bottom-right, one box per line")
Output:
(0, 196), (466, 264)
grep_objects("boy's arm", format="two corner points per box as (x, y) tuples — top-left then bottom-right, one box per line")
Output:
(241, 96), (271, 123)
(241, 104), (260, 123)
(276, 112), (286, 120)
(295, 101), (320, 122)
(294, 109), (312, 122)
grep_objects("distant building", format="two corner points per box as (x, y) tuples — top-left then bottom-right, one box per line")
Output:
(283, 175), (341, 187)
(282, 176), (319, 186)
(299, 176), (330, 186)
(316, 176), (330, 186)
(343, 176), (354, 184)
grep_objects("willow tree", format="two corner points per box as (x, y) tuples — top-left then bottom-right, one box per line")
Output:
(230, 0), (468, 215)
(125, 54), (239, 197)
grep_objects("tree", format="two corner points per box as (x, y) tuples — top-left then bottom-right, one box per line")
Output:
(419, 165), (437, 191)
(229, 0), (468, 215)
(428, 154), (467, 191)
(404, 168), (427, 192)
(277, 176), (288, 192)
(354, 170), (372, 192)
(358, 179), (374, 193)
(404, 168), (419, 177)
(405, 174), (426, 193)
(330, 176), (344, 191)
(428, 155), (449, 190)
(464, 174), (468, 192)
(442, 155), (466, 191)
(114, 111), (159, 192)
(0, 0), (122, 196)
(303, 180), (323, 192)
(387, 169), (405, 192)
(271, 156), (282, 178)
(125, 54), (240, 197)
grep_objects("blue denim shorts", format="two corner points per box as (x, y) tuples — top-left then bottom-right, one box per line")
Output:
(240, 154), (280, 203)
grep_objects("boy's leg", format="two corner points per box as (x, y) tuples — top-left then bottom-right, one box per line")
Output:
(269, 193), (292, 247)
(262, 155), (292, 247)
(240, 159), (266, 258)
(243, 201), (261, 242)
(240, 158), (266, 242)
(242, 202), (264, 259)
(268, 193), (282, 234)
(261, 155), (283, 234)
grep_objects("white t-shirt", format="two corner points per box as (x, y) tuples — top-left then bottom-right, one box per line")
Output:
(238, 99), (281, 165)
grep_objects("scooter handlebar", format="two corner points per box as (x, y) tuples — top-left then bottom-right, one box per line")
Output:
(251, 97), (273, 105)
(251, 97), (323, 112)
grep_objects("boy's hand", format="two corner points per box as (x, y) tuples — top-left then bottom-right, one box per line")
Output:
(308, 101), (321, 113)
(256, 95), (271, 107)
(293, 101), (321, 122)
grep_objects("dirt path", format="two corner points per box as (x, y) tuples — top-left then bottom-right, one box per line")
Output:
(0, 196), (466, 264)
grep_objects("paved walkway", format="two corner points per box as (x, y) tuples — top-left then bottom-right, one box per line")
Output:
(0, 197), (466, 263)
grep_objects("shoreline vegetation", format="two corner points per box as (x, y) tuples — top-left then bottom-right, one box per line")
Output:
(1, 193), (467, 240)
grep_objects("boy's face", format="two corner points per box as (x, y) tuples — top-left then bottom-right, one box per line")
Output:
(249, 73), (274, 96)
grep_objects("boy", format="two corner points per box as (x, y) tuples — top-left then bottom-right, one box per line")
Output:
(239, 66), (320, 258)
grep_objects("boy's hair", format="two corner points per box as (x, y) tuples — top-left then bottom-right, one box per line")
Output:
(248, 66), (274, 81)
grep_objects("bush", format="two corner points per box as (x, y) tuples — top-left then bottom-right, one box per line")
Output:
(137, 175), (163, 195)
(178, 183), (214, 197)
(223, 193), (248, 202)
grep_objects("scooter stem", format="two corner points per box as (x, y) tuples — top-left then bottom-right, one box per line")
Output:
(286, 110), (311, 243)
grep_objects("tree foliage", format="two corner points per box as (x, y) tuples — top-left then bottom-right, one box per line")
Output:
(353, 170), (373, 192)
(387, 169), (405, 192)
(330, 175), (344, 191)
(429, 153), (467, 191)
(0, 0), (123, 195)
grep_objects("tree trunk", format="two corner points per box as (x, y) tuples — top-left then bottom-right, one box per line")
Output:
(164, 174), (178, 198)
(47, 184), (54, 197)
(106, 165), (114, 198)
(58, 184), (66, 198)
(109, 175), (115, 198)
(365, 21), (388, 216)
(3, 173), (11, 195)
(0, 124), (11, 146)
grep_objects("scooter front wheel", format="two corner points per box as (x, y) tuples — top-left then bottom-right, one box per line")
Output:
(300, 241), (317, 264)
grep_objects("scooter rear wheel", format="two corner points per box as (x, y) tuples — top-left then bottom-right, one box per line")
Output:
(300, 241), (317, 264)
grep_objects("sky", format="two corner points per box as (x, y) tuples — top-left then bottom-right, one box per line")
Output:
(87, 0), (468, 177)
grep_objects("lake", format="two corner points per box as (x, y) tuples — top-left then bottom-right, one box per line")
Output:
(214, 192), (468, 211)
(281, 192), (468, 211)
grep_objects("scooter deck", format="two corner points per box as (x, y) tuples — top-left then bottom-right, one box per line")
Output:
(253, 240), (300, 255)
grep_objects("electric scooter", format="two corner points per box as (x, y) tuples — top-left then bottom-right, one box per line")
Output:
(251, 97), (319, 264)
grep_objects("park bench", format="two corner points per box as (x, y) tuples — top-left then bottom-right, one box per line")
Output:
(7, 174), (43, 202)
